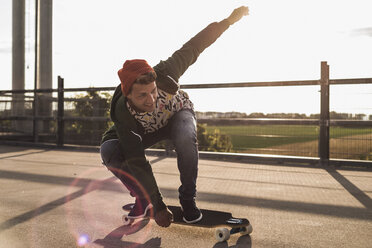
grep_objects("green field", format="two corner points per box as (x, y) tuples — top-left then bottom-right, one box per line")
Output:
(204, 125), (372, 152)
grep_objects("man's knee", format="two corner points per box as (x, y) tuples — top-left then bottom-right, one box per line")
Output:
(171, 110), (196, 133)
(100, 139), (122, 167)
(171, 111), (198, 150)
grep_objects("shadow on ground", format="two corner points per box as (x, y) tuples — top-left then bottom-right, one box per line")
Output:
(93, 219), (162, 248)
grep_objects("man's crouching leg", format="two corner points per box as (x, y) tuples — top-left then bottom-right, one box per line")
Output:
(170, 110), (202, 223)
(100, 139), (153, 219)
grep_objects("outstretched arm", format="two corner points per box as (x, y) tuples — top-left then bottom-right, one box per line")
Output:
(154, 6), (249, 92)
(189, 5), (249, 52)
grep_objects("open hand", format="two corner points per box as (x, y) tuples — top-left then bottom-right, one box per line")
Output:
(227, 6), (249, 25)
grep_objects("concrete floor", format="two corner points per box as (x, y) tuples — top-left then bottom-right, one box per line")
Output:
(0, 144), (372, 248)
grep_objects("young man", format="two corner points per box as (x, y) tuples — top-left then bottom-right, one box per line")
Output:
(100, 6), (249, 227)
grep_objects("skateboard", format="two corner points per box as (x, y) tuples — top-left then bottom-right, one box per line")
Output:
(122, 204), (253, 242)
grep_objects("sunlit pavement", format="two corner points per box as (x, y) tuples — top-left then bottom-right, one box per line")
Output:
(1, 144), (371, 248)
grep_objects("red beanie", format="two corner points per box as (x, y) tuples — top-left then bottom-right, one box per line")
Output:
(118, 59), (154, 96)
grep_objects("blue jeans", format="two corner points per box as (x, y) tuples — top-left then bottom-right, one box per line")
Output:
(100, 109), (199, 201)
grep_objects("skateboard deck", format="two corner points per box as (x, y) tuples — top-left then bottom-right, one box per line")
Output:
(122, 204), (252, 242)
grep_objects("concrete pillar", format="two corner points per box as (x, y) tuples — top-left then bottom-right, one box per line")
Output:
(12, 0), (26, 132)
(36, 0), (53, 133)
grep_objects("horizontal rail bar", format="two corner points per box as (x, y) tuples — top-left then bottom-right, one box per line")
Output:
(330, 120), (372, 127)
(1, 77), (372, 94)
(63, 87), (116, 92)
(196, 119), (372, 127)
(180, 80), (320, 89)
(198, 118), (319, 125)
(330, 78), (372, 85)
(181, 77), (372, 89)
(0, 88), (57, 94)
(0, 116), (111, 122)
(0, 97), (104, 102)
(63, 116), (110, 121)
(0, 116), (55, 121)
(0, 99), (34, 102)
(0, 87), (116, 94)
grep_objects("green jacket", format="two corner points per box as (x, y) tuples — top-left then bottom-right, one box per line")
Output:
(102, 19), (231, 212)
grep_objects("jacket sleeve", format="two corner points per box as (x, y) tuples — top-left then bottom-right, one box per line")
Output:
(154, 19), (231, 93)
(113, 96), (166, 212)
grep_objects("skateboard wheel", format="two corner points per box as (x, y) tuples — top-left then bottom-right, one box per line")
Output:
(240, 224), (253, 235)
(122, 215), (134, 226)
(215, 228), (230, 242)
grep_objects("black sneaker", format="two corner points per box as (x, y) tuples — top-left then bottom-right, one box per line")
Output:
(180, 199), (203, 224)
(127, 198), (153, 219)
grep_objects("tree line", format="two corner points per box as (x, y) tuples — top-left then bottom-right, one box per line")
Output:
(196, 111), (372, 120)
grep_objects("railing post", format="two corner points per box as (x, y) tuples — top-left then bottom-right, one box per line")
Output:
(33, 89), (38, 143)
(57, 76), (64, 146)
(319, 61), (330, 165)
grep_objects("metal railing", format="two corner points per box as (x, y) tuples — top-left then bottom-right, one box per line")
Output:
(1, 61), (372, 167)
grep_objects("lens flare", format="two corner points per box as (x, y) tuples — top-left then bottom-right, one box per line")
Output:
(77, 234), (89, 246)
(64, 167), (153, 246)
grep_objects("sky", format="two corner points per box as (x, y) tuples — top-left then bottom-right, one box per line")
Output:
(1, 0), (372, 115)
